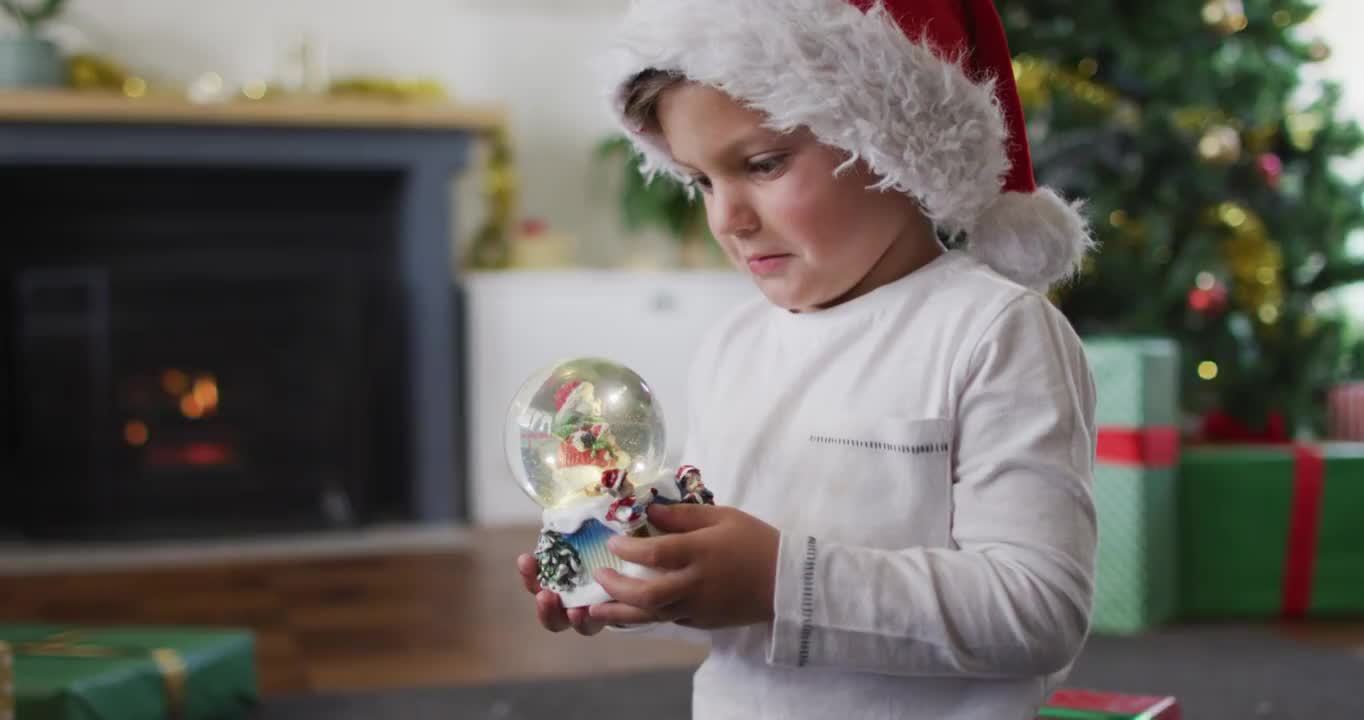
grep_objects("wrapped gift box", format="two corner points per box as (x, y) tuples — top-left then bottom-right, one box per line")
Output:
(1083, 337), (1181, 634)
(2, 640), (13, 720)
(1180, 443), (1364, 617)
(1039, 688), (1180, 719)
(0, 624), (258, 720)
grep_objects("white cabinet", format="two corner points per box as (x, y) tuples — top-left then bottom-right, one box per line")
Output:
(464, 270), (757, 525)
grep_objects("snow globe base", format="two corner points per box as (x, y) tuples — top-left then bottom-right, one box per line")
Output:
(533, 488), (667, 609)
(555, 550), (659, 609)
(531, 466), (716, 608)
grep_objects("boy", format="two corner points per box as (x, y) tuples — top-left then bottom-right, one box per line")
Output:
(518, 2), (1098, 717)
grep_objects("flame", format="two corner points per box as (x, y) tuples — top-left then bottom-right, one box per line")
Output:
(180, 395), (205, 419)
(192, 376), (219, 410)
(124, 420), (149, 447)
(161, 369), (189, 396)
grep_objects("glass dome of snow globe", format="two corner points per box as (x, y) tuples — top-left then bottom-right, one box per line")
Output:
(504, 357), (667, 510)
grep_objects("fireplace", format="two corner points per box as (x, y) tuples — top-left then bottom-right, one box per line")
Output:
(1, 163), (438, 539)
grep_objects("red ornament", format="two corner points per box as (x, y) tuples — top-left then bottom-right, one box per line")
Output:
(1187, 284), (1228, 316)
(1257, 153), (1283, 189)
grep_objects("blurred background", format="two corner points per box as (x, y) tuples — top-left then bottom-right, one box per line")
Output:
(1, 1), (1363, 719)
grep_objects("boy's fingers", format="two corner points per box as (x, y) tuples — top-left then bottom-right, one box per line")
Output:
(567, 606), (606, 636)
(536, 590), (570, 632)
(646, 503), (724, 533)
(607, 534), (690, 570)
(517, 554), (543, 595)
(594, 567), (690, 614)
(587, 601), (660, 626)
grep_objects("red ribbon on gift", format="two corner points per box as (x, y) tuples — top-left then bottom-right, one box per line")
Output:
(1282, 443), (1325, 618)
(1096, 427), (1179, 468)
(1039, 689), (1181, 719)
(1198, 409), (1290, 444)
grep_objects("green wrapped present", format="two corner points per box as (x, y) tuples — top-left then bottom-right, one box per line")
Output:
(1083, 337), (1181, 635)
(2, 640), (13, 720)
(1038, 689), (1181, 719)
(1180, 443), (1364, 617)
(0, 624), (258, 720)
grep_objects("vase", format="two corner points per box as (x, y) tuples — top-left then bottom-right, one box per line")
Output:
(0, 35), (65, 89)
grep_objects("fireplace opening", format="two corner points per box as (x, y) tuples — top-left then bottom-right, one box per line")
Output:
(2, 165), (418, 539)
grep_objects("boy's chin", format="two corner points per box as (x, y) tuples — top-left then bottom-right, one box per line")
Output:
(752, 278), (826, 314)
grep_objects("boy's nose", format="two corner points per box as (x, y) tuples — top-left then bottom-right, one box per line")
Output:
(709, 187), (760, 240)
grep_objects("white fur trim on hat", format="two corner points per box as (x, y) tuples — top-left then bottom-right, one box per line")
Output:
(598, 0), (1091, 290)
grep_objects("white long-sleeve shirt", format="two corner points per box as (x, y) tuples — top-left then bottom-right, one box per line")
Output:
(678, 249), (1098, 719)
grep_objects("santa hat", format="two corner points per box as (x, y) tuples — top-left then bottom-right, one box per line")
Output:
(599, 0), (1093, 290)
(554, 380), (585, 412)
(600, 468), (626, 491)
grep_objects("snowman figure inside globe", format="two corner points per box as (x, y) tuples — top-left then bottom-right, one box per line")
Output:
(506, 358), (715, 608)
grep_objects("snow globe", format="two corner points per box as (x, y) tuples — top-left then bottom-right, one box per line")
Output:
(505, 357), (713, 607)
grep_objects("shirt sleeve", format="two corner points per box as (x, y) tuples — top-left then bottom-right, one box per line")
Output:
(767, 293), (1098, 678)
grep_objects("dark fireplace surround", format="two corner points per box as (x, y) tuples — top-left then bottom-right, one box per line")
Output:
(1, 121), (472, 540)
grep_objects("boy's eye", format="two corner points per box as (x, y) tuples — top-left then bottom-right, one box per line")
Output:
(748, 155), (786, 176)
(689, 175), (713, 193)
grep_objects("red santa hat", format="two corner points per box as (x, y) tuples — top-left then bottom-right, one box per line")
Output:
(599, 0), (1093, 290)
(600, 468), (629, 493)
(554, 380), (584, 412)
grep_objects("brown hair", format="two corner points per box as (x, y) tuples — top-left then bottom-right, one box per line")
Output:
(622, 69), (687, 134)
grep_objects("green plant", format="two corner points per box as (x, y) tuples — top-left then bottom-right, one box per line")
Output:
(1, 0), (66, 33)
(597, 135), (707, 241)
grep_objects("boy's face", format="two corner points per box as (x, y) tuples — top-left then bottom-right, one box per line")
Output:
(656, 82), (929, 311)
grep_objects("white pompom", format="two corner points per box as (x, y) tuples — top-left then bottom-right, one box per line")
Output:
(965, 189), (1095, 292)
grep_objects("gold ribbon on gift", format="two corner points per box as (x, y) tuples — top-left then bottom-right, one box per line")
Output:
(1, 640), (15, 720)
(14, 630), (188, 720)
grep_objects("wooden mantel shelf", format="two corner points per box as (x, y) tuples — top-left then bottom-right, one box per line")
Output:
(0, 89), (506, 131)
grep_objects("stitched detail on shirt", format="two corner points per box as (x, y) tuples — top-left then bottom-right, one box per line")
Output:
(797, 536), (817, 668)
(809, 435), (950, 456)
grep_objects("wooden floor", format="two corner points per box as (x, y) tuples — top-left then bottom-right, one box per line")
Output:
(2, 526), (1360, 697)
(0, 526), (706, 696)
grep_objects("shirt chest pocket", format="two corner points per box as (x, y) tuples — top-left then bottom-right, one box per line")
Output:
(789, 416), (954, 549)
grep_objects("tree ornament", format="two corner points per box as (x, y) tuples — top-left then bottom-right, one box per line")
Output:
(1257, 153), (1283, 189)
(1188, 278), (1229, 317)
(1202, 0), (1248, 35)
(1286, 112), (1324, 152)
(1198, 124), (1242, 165)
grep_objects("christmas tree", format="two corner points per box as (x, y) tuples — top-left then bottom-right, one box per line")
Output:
(534, 530), (583, 593)
(997, 0), (1364, 438)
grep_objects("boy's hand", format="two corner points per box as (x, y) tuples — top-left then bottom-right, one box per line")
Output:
(588, 504), (780, 629)
(516, 553), (607, 636)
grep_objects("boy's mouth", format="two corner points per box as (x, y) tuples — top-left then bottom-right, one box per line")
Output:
(746, 253), (793, 275)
